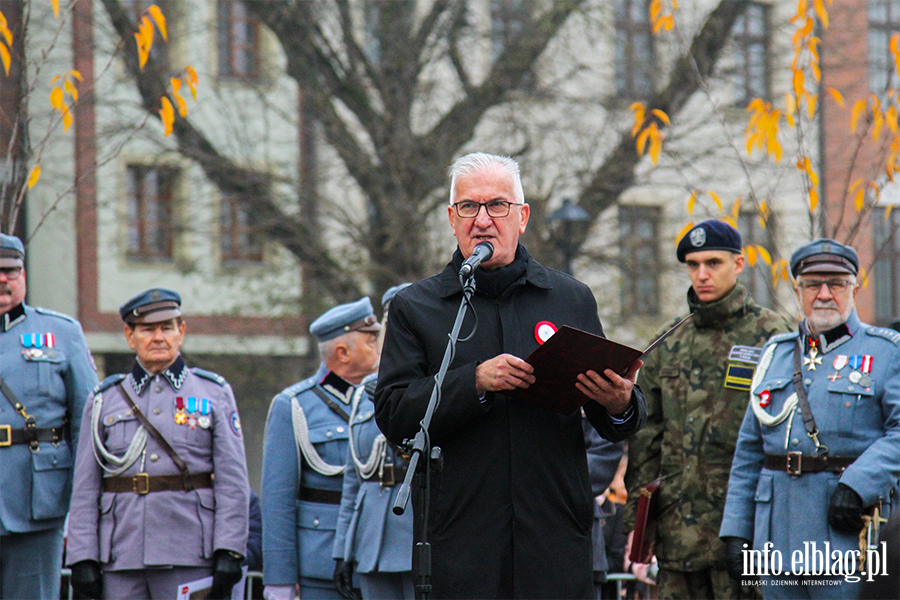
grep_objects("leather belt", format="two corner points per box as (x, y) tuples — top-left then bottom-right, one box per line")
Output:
(102, 472), (214, 494)
(764, 453), (856, 475)
(0, 425), (64, 447)
(361, 464), (408, 487)
(298, 486), (343, 504)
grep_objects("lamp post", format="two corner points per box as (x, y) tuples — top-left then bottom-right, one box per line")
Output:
(547, 199), (590, 275)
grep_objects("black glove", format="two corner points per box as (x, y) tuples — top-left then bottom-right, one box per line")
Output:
(208, 549), (244, 600)
(723, 537), (750, 581)
(828, 483), (865, 534)
(70, 560), (103, 600)
(333, 559), (361, 600)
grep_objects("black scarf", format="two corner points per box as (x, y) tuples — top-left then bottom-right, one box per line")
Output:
(451, 244), (529, 299)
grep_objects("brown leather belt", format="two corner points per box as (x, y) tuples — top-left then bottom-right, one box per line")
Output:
(361, 464), (408, 487)
(298, 486), (343, 504)
(764, 453), (856, 475)
(102, 472), (213, 494)
(0, 425), (64, 447)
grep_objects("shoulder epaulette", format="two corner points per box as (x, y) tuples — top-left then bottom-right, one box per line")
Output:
(767, 331), (799, 346)
(866, 326), (900, 345)
(191, 368), (227, 386)
(283, 376), (317, 399)
(94, 373), (126, 394)
(34, 306), (77, 323)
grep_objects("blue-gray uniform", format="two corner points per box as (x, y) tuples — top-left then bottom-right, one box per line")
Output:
(0, 302), (97, 599)
(66, 356), (250, 597)
(720, 310), (900, 597)
(583, 414), (625, 593)
(333, 374), (414, 599)
(262, 364), (355, 599)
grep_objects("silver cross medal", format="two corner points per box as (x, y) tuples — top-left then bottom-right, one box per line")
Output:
(803, 345), (823, 371)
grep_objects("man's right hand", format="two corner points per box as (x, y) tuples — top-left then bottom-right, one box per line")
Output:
(333, 559), (361, 600)
(70, 560), (102, 600)
(475, 354), (534, 393)
(723, 537), (750, 580)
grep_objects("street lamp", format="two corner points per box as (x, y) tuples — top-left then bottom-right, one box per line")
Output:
(547, 199), (590, 275)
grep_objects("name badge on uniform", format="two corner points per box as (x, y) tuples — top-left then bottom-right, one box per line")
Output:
(723, 345), (763, 391)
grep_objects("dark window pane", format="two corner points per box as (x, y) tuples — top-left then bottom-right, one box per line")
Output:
(869, 0), (900, 94)
(874, 206), (900, 325)
(220, 194), (264, 263)
(737, 211), (775, 308)
(619, 205), (660, 315)
(730, 2), (770, 105)
(614, 0), (654, 98)
(125, 165), (176, 261)
(218, 0), (261, 80)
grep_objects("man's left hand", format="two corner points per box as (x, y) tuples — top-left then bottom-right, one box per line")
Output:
(208, 549), (244, 600)
(828, 483), (865, 534)
(576, 359), (642, 416)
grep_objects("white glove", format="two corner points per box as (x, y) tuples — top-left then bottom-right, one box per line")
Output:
(263, 584), (296, 600)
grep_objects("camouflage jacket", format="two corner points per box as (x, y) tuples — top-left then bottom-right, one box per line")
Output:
(624, 283), (792, 571)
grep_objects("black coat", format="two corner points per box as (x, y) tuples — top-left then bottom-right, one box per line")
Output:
(374, 247), (646, 599)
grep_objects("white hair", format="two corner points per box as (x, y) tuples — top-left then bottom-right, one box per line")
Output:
(448, 152), (525, 205)
(317, 331), (356, 361)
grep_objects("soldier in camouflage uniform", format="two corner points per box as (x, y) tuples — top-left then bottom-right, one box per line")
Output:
(624, 220), (793, 600)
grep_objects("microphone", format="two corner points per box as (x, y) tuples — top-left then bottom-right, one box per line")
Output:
(459, 241), (494, 278)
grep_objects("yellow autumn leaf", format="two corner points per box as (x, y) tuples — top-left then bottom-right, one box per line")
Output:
(827, 87), (844, 107)
(50, 74), (60, 84)
(0, 21), (11, 46)
(687, 190), (697, 214)
(648, 127), (663, 165)
(636, 126), (651, 156)
(850, 99), (866, 133)
(873, 108), (884, 141)
(731, 197), (742, 221)
(886, 205), (894, 221)
(722, 215), (738, 229)
(64, 79), (78, 103)
(675, 222), (694, 246)
(746, 245), (758, 267)
(148, 5), (168, 41)
(892, 34), (899, 53)
(887, 105), (899, 134)
(773, 139), (783, 162)
(859, 266), (869, 289)
(813, 0), (829, 28)
(159, 96), (175, 136)
(809, 188), (819, 212)
(135, 32), (149, 69)
(650, 0), (663, 22)
(811, 61), (821, 83)
(172, 90), (187, 117)
(27, 165), (40, 188)
(630, 102), (645, 137)
(171, 77), (181, 93)
(807, 94), (817, 119)
(51, 0), (59, 19)
(793, 68), (805, 100)
(184, 66), (199, 100)
(757, 245), (772, 265)
(854, 187), (865, 211)
(771, 262), (781, 288)
(0, 43), (9, 77)
(651, 109), (670, 125)
(70, 70), (82, 81)
(61, 103), (72, 132)
(708, 190), (723, 212)
(781, 260), (790, 281)
(50, 86), (63, 110)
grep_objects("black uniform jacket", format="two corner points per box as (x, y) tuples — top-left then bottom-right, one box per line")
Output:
(374, 246), (647, 599)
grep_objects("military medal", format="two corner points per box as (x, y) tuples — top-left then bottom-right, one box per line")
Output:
(803, 341), (823, 371)
(848, 371), (862, 383)
(833, 355), (848, 370)
(187, 396), (198, 414)
(198, 416), (211, 429)
(759, 389), (771, 407)
(200, 398), (210, 415)
(859, 375), (872, 387)
(188, 416), (197, 429)
(174, 396), (187, 425)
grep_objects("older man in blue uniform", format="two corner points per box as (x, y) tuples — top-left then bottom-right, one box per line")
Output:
(0, 233), (98, 600)
(66, 288), (249, 600)
(262, 298), (381, 600)
(720, 239), (900, 598)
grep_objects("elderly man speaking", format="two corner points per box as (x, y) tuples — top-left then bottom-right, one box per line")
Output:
(720, 239), (900, 599)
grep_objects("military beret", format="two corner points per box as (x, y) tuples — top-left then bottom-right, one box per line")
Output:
(119, 288), (182, 324)
(790, 238), (858, 277)
(0, 233), (25, 268)
(381, 283), (412, 310)
(676, 219), (742, 263)
(310, 297), (381, 342)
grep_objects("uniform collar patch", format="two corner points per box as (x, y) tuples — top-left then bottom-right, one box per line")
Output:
(131, 355), (188, 394)
(2, 303), (25, 332)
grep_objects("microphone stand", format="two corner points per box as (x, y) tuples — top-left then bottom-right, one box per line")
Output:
(392, 271), (478, 600)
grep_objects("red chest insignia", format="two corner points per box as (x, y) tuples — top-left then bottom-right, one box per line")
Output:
(759, 389), (771, 407)
(534, 321), (558, 345)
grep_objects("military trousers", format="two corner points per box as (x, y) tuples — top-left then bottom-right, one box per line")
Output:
(103, 566), (211, 600)
(0, 526), (65, 600)
(300, 576), (343, 600)
(359, 571), (415, 600)
(657, 567), (761, 600)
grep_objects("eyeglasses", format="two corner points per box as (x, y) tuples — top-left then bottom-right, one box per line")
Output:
(797, 279), (854, 293)
(452, 200), (517, 219)
(0, 267), (22, 280)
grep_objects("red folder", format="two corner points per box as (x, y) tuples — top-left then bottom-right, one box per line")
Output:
(629, 478), (661, 564)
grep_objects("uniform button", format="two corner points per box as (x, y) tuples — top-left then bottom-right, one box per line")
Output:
(685, 561), (693, 568)
(107, 416), (115, 424)
(804, 378), (812, 385)
(693, 369), (700, 375)
(686, 514), (693, 520)
(688, 417), (694, 423)
(326, 431), (334, 438)
(685, 465), (691, 471)
(154, 386), (163, 393)
(718, 488), (724, 495)
(848, 385), (855, 392)
(845, 401), (851, 408)
(337, 427), (345, 433)
(52, 459), (58, 466)
(150, 454), (159, 462)
(313, 518), (320, 527)
(153, 408), (162, 415)
(797, 408), (802, 413)
(791, 438), (800, 446)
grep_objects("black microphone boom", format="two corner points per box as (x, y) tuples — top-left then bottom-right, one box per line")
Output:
(459, 241), (494, 278)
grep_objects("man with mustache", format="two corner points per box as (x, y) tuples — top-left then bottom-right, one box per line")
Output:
(720, 239), (900, 598)
(0, 233), (98, 600)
